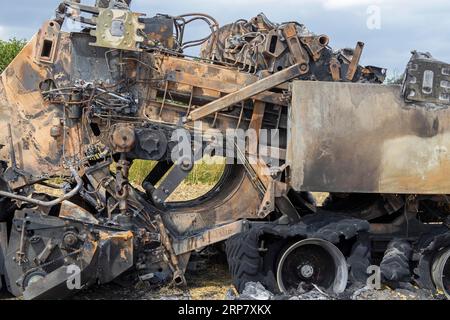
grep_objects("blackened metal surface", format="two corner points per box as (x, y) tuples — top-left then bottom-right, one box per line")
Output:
(289, 81), (450, 194)
(141, 16), (175, 49)
(252, 213), (370, 244)
(402, 51), (450, 105)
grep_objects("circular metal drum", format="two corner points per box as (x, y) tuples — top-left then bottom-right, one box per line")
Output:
(276, 238), (348, 294)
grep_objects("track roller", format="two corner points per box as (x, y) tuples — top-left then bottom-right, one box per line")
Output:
(432, 248), (450, 299)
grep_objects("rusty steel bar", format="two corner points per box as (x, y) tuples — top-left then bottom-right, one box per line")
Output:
(172, 220), (245, 255)
(346, 42), (364, 81)
(166, 70), (288, 106)
(185, 64), (302, 122)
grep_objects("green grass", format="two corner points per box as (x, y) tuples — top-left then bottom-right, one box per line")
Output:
(128, 158), (225, 186)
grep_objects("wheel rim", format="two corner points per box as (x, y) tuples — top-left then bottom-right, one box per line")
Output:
(432, 248), (450, 299)
(276, 238), (348, 294)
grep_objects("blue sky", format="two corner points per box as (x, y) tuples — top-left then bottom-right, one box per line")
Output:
(1, 0), (449, 78)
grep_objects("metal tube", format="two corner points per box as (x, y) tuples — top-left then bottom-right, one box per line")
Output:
(0, 167), (83, 207)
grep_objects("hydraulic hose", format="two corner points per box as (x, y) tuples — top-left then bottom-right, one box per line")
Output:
(0, 166), (83, 207)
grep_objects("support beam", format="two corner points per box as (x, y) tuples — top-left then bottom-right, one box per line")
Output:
(248, 101), (271, 188)
(185, 64), (302, 122)
(172, 221), (245, 255)
(249, 101), (266, 135)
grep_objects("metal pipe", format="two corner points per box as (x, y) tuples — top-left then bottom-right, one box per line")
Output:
(7, 124), (17, 170)
(0, 167), (83, 207)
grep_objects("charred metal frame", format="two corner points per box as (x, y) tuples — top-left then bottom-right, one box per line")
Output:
(0, 0), (448, 300)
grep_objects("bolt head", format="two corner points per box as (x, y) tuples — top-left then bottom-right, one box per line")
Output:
(299, 264), (314, 278)
(63, 232), (78, 247)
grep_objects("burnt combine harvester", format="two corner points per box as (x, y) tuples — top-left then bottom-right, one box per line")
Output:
(0, 0), (449, 299)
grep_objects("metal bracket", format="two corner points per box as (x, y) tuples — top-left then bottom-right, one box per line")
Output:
(282, 23), (310, 71)
(258, 180), (289, 218)
(34, 20), (61, 64)
(300, 35), (329, 62)
(90, 8), (145, 51)
(402, 51), (450, 105)
(152, 144), (203, 205)
(155, 215), (186, 286)
(151, 163), (191, 205)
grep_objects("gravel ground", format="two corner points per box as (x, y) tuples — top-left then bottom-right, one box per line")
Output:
(233, 281), (445, 301)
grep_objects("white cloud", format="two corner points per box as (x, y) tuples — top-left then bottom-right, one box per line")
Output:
(322, 0), (384, 10)
(0, 26), (6, 40)
(0, 0), (448, 77)
(0, 25), (36, 41)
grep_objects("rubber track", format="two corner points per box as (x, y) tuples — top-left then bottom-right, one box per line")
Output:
(225, 215), (370, 293)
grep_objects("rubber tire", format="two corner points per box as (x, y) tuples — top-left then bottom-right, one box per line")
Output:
(226, 230), (262, 293)
(225, 228), (282, 293)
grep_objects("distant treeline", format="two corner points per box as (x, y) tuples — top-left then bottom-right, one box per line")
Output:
(0, 38), (26, 73)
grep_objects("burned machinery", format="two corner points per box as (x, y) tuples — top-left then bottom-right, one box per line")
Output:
(0, 0), (449, 299)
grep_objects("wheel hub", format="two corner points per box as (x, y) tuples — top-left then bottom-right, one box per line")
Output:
(276, 238), (348, 294)
(298, 264), (315, 279)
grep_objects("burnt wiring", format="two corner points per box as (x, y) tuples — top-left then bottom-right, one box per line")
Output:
(171, 13), (220, 58)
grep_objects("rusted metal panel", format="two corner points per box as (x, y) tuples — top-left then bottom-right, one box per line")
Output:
(34, 20), (61, 64)
(59, 201), (100, 224)
(402, 51), (450, 105)
(157, 55), (288, 107)
(0, 34), (81, 180)
(288, 81), (450, 194)
(187, 64), (302, 122)
(166, 166), (263, 234)
(142, 16), (175, 49)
